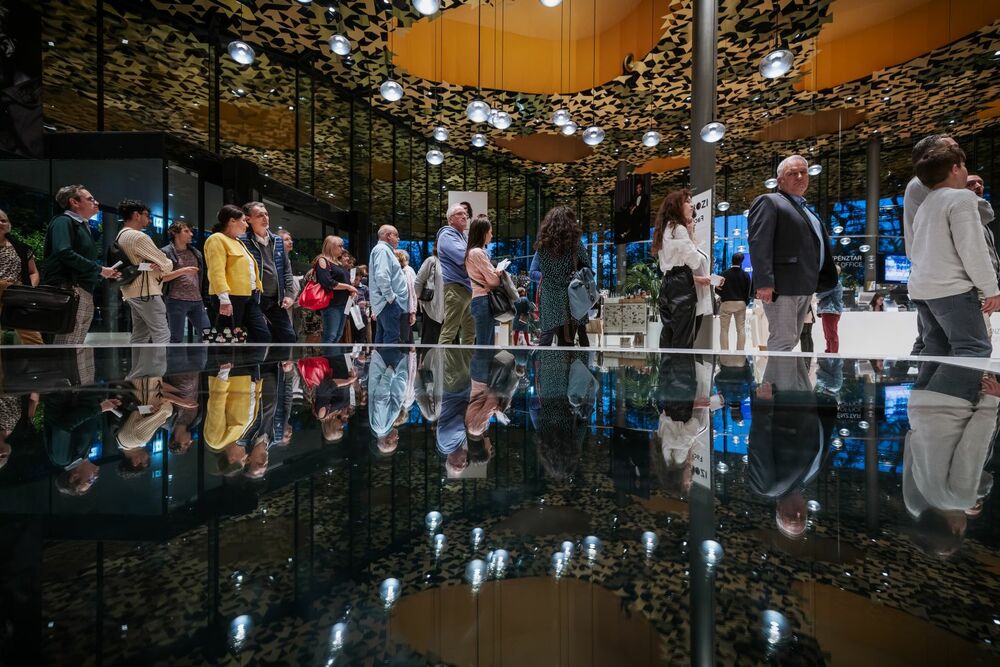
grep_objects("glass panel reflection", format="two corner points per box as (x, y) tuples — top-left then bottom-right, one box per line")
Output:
(1, 346), (997, 665)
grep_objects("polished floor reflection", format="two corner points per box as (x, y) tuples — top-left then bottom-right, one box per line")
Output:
(0, 345), (998, 666)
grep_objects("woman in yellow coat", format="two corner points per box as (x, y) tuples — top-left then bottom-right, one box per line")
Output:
(205, 365), (263, 476)
(204, 205), (270, 342)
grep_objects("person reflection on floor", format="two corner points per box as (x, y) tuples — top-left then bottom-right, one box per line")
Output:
(749, 356), (837, 539)
(715, 354), (753, 424)
(307, 354), (358, 444)
(45, 391), (120, 497)
(904, 363), (999, 557)
(531, 350), (590, 482)
(116, 348), (195, 479)
(0, 391), (39, 481)
(205, 363), (262, 478)
(651, 354), (718, 498)
(369, 347), (410, 457)
(438, 349), (473, 476)
(461, 349), (519, 476)
(416, 347), (443, 423)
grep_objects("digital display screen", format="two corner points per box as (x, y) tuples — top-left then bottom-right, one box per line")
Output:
(884, 255), (911, 283)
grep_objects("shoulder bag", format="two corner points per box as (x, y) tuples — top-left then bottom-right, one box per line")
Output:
(0, 284), (79, 334)
(567, 251), (599, 322)
(419, 258), (436, 302)
(298, 261), (334, 311)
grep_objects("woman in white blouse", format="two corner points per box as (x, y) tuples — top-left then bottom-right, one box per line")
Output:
(652, 189), (719, 348)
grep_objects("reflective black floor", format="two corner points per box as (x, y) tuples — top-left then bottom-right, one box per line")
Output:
(0, 345), (998, 666)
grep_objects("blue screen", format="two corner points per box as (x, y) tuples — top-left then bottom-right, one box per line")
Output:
(884, 255), (911, 282)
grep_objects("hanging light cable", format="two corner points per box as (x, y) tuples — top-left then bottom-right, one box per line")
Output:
(227, 2), (255, 65)
(488, 0), (512, 130)
(582, 0), (605, 145)
(379, 8), (403, 101)
(466, 0), (491, 123)
(551, 1), (570, 127)
(642, 0), (660, 148)
(431, 16), (449, 142)
(758, 2), (793, 79)
(427, 15), (446, 164)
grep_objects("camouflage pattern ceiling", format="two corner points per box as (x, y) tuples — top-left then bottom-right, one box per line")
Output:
(51, 0), (1000, 195)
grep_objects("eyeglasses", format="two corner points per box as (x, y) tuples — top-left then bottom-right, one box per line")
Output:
(74, 195), (98, 203)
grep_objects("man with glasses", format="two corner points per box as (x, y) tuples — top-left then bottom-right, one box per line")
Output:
(240, 202), (296, 344)
(116, 199), (197, 344)
(436, 203), (475, 346)
(41, 184), (121, 344)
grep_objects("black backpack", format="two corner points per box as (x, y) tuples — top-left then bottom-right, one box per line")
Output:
(107, 230), (140, 286)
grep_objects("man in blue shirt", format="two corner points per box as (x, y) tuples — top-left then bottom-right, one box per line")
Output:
(368, 225), (408, 344)
(437, 203), (475, 345)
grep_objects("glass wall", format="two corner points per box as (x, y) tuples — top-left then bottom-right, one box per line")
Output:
(19, 0), (1000, 322)
(102, 5), (211, 147)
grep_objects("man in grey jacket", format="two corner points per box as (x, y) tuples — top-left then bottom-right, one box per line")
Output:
(909, 146), (1000, 357)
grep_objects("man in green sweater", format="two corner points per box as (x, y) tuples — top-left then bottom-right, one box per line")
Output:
(40, 184), (121, 344)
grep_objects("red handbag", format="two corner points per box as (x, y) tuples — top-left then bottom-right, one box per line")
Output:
(298, 279), (332, 311)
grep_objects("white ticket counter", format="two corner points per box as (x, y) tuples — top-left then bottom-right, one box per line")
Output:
(716, 308), (1000, 358)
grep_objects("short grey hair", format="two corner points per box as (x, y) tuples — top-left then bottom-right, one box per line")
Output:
(776, 155), (808, 179)
(242, 201), (266, 216)
(446, 203), (467, 222)
(912, 134), (949, 165)
(55, 184), (87, 210)
(377, 224), (397, 241)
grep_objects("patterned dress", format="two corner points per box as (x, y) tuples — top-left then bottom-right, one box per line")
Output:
(537, 243), (590, 333)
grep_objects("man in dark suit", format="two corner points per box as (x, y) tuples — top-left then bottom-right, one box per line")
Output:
(748, 155), (837, 351)
(749, 356), (837, 539)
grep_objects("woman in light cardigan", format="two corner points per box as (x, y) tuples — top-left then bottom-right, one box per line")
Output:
(414, 247), (444, 344)
(653, 189), (716, 349)
(204, 205), (269, 342)
(395, 249), (418, 344)
(465, 215), (503, 346)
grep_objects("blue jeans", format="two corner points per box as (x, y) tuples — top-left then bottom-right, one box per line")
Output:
(165, 297), (211, 343)
(322, 303), (347, 344)
(375, 300), (403, 344)
(470, 295), (496, 346)
(913, 288), (991, 357)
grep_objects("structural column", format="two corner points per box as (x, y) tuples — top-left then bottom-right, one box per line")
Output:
(691, 0), (718, 351)
(865, 136), (881, 289)
(688, 2), (719, 665)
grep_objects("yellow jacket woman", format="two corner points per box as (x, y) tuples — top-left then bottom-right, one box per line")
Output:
(205, 205), (270, 342)
(205, 227), (261, 298)
(205, 371), (262, 452)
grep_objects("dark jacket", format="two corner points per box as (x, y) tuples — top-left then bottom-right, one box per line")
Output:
(717, 266), (752, 304)
(747, 191), (837, 296)
(40, 214), (101, 292)
(160, 242), (208, 300)
(240, 231), (294, 302)
(749, 373), (838, 499)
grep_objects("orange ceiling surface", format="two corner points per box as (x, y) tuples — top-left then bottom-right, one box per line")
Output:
(799, 0), (1000, 91)
(392, 0), (672, 95)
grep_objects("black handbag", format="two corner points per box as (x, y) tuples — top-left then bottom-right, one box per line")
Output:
(419, 259), (436, 302)
(0, 284), (80, 334)
(470, 276), (515, 318)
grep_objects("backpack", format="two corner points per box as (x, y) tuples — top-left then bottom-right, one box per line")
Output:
(107, 230), (140, 286)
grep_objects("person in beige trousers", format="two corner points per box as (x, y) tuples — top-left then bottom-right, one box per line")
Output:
(717, 251), (752, 350)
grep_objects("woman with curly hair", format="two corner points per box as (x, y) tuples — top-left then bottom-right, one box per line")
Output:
(653, 189), (715, 348)
(535, 206), (591, 346)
